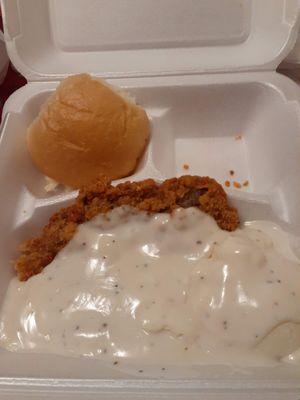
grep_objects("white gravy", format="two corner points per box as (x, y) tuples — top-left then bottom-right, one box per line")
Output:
(0, 207), (300, 370)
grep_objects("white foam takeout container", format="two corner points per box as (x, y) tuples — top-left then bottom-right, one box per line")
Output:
(0, 30), (8, 85)
(1, 0), (300, 398)
(283, 17), (300, 69)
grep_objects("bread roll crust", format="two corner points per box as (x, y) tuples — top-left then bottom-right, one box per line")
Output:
(27, 74), (150, 188)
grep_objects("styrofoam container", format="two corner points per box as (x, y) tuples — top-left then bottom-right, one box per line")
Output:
(1, 0), (300, 398)
(0, 30), (8, 84)
(284, 21), (300, 67)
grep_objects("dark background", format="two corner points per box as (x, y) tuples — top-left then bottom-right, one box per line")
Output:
(0, 11), (27, 123)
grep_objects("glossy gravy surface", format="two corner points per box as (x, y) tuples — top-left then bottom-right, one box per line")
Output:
(0, 207), (300, 368)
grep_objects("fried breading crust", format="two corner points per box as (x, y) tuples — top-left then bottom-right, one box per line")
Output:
(15, 176), (239, 281)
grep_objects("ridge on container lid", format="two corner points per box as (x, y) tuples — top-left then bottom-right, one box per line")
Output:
(0, 0), (300, 81)
(0, 30), (8, 84)
(285, 30), (300, 65)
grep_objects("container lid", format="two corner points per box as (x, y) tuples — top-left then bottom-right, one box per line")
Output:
(284, 29), (300, 65)
(1, 0), (300, 81)
(0, 30), (9, 84)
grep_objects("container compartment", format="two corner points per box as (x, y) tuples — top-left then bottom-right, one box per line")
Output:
(2, 74), (300, 234)
(1, 50), (300, 400)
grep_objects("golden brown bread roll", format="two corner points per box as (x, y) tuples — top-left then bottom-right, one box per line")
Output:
(27, 74), (150, 188)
